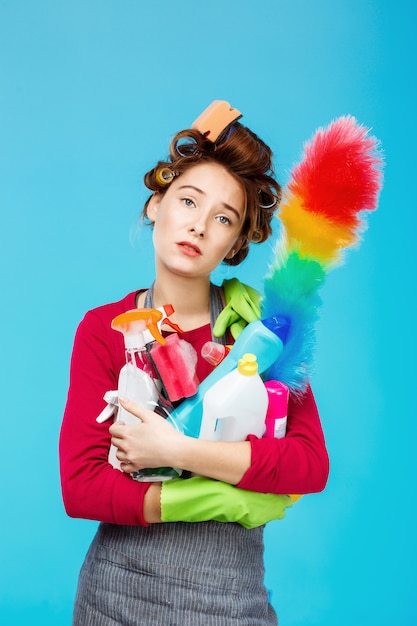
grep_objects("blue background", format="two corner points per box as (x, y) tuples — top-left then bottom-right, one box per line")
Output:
(1, 1), (415, 624)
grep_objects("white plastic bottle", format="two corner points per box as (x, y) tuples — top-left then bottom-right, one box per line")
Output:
(199, 353), (268, 442)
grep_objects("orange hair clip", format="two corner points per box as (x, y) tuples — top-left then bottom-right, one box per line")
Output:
(192, 100), (242, 142)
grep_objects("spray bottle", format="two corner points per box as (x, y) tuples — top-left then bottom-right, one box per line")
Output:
(96, 308), (181, 480)
(167, 315), (290, 439)
(199, 353), (268, 442)
(106, 309), (164, 469)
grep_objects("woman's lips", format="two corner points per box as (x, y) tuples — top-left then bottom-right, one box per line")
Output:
(177, 241), (202, 256)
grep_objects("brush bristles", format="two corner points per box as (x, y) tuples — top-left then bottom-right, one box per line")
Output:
(279, 193), (360, 265)
(261, 249), (325, 394)
(261, 116), (383, 392)
(287, 115), (383, 226)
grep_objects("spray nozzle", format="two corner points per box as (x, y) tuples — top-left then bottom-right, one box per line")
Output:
(158, 304), (184, 334)
(111, 308), (166, 348)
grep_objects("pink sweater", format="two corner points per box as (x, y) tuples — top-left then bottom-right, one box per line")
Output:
(59, 291), (329, 527)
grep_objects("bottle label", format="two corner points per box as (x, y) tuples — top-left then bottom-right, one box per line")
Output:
(273, 416), (287, 439)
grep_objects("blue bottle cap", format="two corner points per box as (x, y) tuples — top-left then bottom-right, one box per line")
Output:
(262, 315), (290, 344)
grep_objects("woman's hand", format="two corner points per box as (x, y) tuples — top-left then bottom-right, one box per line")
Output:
(109, 397), (185, 472)
(110, 396), (251, 484)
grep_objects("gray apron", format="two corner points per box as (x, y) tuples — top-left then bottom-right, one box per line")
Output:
(73, 522), (277, 625)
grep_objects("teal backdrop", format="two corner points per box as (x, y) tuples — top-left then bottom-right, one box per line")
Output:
(1, 1), (415, 624)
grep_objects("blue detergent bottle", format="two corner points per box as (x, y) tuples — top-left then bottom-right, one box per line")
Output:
(167, 315), (290, 439)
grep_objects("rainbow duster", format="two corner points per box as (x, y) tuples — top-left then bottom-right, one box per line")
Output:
(262, 116), (384, 394)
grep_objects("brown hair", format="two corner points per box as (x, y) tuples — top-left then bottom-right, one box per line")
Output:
(142, 123), (281, 266)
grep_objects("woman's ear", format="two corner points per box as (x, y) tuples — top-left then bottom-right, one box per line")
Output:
(146, 193), (161, 223)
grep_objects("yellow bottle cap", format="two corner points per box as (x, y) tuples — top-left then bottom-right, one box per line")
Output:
(237, 353), (258, 376)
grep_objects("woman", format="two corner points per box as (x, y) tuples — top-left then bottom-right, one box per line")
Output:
(59, 103), (329, 625)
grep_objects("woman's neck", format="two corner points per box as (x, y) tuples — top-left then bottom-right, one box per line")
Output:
(146, 275), (213, 332)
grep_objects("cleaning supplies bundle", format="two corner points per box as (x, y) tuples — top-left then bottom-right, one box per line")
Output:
(97, 102), (383, 486)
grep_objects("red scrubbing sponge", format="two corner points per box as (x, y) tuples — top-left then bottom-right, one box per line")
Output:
(149, 333), (200, 403)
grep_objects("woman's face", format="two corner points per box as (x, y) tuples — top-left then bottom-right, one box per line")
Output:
(147, 161), (246, 280)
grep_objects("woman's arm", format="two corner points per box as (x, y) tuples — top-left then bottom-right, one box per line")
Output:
(60, 305), (281, 529)
(111, 384), (329, 495)
(237, 385), (329, 494)
(111, 399), (251, 484)
(59, 308), (154, 526)
(143, 483), (162, 523)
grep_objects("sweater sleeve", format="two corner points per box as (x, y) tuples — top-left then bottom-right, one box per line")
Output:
(59, 309), (151, 526)
(236, 385), (329, 495)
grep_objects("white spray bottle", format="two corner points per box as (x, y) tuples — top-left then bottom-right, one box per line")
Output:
(97, 308), (166, 470)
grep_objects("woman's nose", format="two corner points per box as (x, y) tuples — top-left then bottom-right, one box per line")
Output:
(188, 219), (206, 237)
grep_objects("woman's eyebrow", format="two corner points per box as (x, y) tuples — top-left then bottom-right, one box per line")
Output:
(177, 185), (242, 219)
(177, 184), (204, 194)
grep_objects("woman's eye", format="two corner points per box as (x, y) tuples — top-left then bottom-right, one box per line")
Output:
(182, 198), (195, 207)
(217, 215), (231, 225)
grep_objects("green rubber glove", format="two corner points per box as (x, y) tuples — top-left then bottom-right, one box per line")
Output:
(213, 278), (262, 340)
(160, 476), (293, 529)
